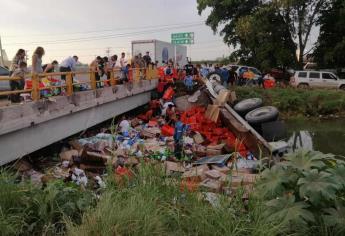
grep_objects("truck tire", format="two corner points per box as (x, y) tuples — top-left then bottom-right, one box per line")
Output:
(245, 106), (279, 125)
(207, 72), (222, 83)
(233, 98), (263, 116)
(297, 83), (309, 89)
(340, 85), (345, 91)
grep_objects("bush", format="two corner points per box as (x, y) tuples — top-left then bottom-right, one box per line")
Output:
(0, 171), (96, 235)
(255, 150), (345, 235)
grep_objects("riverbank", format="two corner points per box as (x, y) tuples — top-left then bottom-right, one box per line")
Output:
(234, 87), (345, 118)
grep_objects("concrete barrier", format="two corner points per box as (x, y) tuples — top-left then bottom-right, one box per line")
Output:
(0, 80), (158, 165)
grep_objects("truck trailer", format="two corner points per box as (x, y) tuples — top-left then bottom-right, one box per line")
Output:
(131, 40), (187, 67)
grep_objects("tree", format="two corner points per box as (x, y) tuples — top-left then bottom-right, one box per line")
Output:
(314, 0), (345, 70)
(233, 5), (297, 70)
(197, 0), (328, 69)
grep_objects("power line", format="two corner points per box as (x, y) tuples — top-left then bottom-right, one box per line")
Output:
(4, 23), (204, 46)
(2, 21), (204, 39)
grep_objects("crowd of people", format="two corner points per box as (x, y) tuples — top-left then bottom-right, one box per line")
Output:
(7, 46), (201, 103)
(7, 46), (273, 103)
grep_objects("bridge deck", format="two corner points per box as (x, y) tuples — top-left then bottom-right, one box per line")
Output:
(0, 79), (158, 165)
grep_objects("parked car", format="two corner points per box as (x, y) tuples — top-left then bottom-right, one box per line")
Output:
(0, 66), (11, 91)
(270, 68), (292, 85)
(225, 64), (262, 80)
(290, 70), (345, 90)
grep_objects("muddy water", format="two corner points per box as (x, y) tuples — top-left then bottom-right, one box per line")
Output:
(285, 119), (345, 156)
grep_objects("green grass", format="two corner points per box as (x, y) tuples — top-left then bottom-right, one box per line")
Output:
(2, 157), (341, 235)
(67, 163), (279, 236)
(234, 87), (345, 117)
(0, 169), (96, 236)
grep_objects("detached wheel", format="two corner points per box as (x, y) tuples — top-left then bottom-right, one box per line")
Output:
(245, 106), (279, 125)
(234, 98), (263, 116)
(207, 72), (222, 83)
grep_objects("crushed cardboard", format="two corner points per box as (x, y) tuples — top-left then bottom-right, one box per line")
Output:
(205, 105), (220, 123)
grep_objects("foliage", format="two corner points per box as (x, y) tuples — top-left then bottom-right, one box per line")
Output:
(0, 171), (96, 235)
(265, 195), (315, 227)
(197, 0), (329, 69)
(235, 86), (345, 117)
(255, 149), (345, 235)
(314, 0), (345, 70)
(67, 162), (279, 236)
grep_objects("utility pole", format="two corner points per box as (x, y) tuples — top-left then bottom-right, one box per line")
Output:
(105, 47), (111, 58)
(0, 36), (4, 67)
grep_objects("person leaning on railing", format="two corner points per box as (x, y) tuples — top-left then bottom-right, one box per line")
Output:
(42, 60), (58, 73)
(10, 61), (27, 103)
(59, 56), (78, 81)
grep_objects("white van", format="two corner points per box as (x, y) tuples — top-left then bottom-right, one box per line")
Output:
(290, 71), (345, 90)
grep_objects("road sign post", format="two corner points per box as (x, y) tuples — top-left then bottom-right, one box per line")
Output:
(171, 32), (194, 63)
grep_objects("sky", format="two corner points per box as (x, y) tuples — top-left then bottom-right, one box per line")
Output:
(0, 0), (233, 64)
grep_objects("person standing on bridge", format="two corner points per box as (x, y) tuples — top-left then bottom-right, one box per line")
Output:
(143, 51), (151, 67)
(10, 49), (26, 76)
(59, 56), (78, 81)
(32, 47), (45, 74)
(120, 52), (129, 84)
(10, 61), (27, 103)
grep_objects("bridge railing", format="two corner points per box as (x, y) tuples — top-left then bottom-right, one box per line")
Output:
(0, 65), (158, 101)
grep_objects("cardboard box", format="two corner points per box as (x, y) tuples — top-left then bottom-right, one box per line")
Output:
(60, 150), (79, 162)
(229, 174), (258, 187)
(68, 140), (84, 151)
(206, 148), (223, 156)
(193, 132), (205, 144)
(205, 105), (220, 123)
(165, 161), (185, 175)
(182, 164), (209, 182)
(211, 165), (230, 174)
(229, 91), (237, 104)
(205, 169), (223, 180)
(215, 90), (230, 106)
(199, 178), (222, 193)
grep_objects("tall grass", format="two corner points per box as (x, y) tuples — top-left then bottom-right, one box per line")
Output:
(235, 87), (345, 117)
(0, 170), (96, 236)
(67, 163), (279, 236)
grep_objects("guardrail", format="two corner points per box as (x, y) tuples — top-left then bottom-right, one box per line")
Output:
(0, 65), (159, 101)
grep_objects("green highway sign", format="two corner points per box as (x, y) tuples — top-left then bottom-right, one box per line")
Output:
(171, 39), (194, 45)
(171, 32), (194, 44)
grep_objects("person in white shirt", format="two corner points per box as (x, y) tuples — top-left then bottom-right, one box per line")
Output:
(161, 101), (175, 116)
(118, 116), (130, 135)
(120, 52), (127, 68)
(59, 55), (78, 80)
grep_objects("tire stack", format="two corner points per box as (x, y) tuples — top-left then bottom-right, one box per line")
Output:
(233, 98), (279, 133)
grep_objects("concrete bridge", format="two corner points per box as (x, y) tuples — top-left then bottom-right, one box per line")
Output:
(0, 79), (158, 165)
